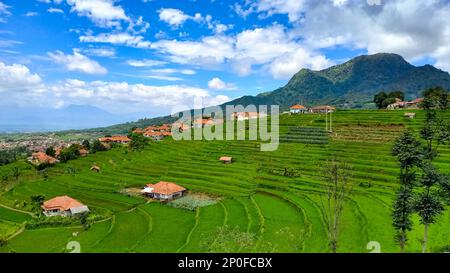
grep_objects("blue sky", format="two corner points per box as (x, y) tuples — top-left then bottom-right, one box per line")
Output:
(0, 0), (449, 118)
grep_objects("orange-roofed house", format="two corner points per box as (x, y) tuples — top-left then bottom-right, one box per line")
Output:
(132, 128), (144, 134)
(290, 104), (308, 114)
(219, 156), (233, 164)
(79, 149), (89, 157)
(144, 131), (164, 141)
(310, 105), (336, 114)
(99, 135), (131, 144)
(28, 152), (59, 166)
(141, 181), (186, 200)
(231, 112), (267, 121)
(42, 195), (89, 217)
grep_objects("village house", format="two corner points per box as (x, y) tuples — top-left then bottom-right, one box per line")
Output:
(99, 136), (131, 144)
(310, 106), (336, 114)
(79, 148), (89, 157)
(144, 131), (164, 141)
(173, 122), (191, 132)
(28, 152), (59, 166)
(141, 181), (186, 200)
(231, 112), (267, 121)
(219, 156), (233, 164)
(42, 195), (89, 217)
(133, 124), (174, 140)
(290, 104), (308, 114)
(193, 118), (224, 128)
(387, 98), (423, 110)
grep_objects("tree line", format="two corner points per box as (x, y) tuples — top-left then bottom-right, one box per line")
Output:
(392, 87), (450, 253)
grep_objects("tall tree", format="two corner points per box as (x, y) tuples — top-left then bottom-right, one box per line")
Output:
(45, 147), (56, 157)
(321, 158), (353, 253)
(391, 131), (423, 252)
(415, 87), (449, 253)
(82, 139), (91, 150)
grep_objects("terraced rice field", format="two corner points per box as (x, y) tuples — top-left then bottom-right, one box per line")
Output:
(0, 110), (449, 253)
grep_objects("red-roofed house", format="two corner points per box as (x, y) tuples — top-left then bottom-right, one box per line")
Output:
(141, 181), (186, 200)
(290, 104), (308, 114)
(42, 195), (89, 217)
(99, 136), (131, 144)
(28, 152), (59, 166)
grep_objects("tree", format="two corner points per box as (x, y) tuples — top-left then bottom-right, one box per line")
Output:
(321, 158), (353, 253)
(91, 140), (106, 153)
(30, 194), (45, 213)
(373, 91), (387, 109)
(392, 185), (414, 252)
(373, 91), (405, 109)
(82, 140), (91, 150)
(45, 147), (56, 157)
(414, 87), (450, 253)
(389, 91), (405, 101)
(59, 144), (81, 163)
(391, 131), (423, 252)
(129, 133), (148, 151)
(414, 163), (445, 253)
(11, 166), (20, 181)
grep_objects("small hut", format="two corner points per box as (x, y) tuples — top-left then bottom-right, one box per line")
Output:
(90, 165), (101, 172)
(219, 156), (233, 164)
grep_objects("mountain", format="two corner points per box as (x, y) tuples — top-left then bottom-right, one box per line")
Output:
(0, 105), (136, 133)
(226, 53), (450, 109)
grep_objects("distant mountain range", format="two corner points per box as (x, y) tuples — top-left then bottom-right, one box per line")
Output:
(225, 53), (450, 109)
(0, 105), (139, 133)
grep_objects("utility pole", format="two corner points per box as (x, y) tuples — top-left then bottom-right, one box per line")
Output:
(329, 110), (333, 132)
(325, 111), (328, 131)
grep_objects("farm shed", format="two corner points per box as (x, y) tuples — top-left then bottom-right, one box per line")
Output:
(404, 112), (416, 119)
(142, 181), (186, 200)
(42, 196), (89, 217)
(90, 165), (101, 172)
(219, 156), (233, 164)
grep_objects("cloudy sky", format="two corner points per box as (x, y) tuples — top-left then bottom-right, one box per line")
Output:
(0, 0), (449, 117)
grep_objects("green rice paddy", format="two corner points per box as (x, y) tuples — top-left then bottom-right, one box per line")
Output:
(0, 110), (449, 253)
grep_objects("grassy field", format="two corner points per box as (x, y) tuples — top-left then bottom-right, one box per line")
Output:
(0, 109), (449, 253)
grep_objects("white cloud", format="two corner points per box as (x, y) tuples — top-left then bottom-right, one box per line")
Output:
(270, 48), (333, 79)
(48, 8), (64, 13)
(158, 8), (192, 27)
(152, 24), (331, 77)
(0, 2), (11, 22)
(0, 62), (43, 92)
(0, 61), (230, 113)
(127, 59), (167, 67)
(80, 46), (116, 57)
(80, 32), (151, 48)
(236, 0), (306, 22)
(66, 0), (129, 28)
(25, 12), (39, 17)
(208, 77), (236, 90)
(48, 49), (107, 75)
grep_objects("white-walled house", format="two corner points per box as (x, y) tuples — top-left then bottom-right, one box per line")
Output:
(42, 196), (89, 217)
(290, 105), (308, 114)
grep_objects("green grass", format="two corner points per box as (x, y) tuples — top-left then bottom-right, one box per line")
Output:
(0, 109), (449, 253)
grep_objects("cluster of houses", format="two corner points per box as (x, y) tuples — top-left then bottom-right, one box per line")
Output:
(387, 98), (423, 110)
(27, 145), (90, 167)
(289, 104), (336, 114)
(129, 124), (173, 141)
